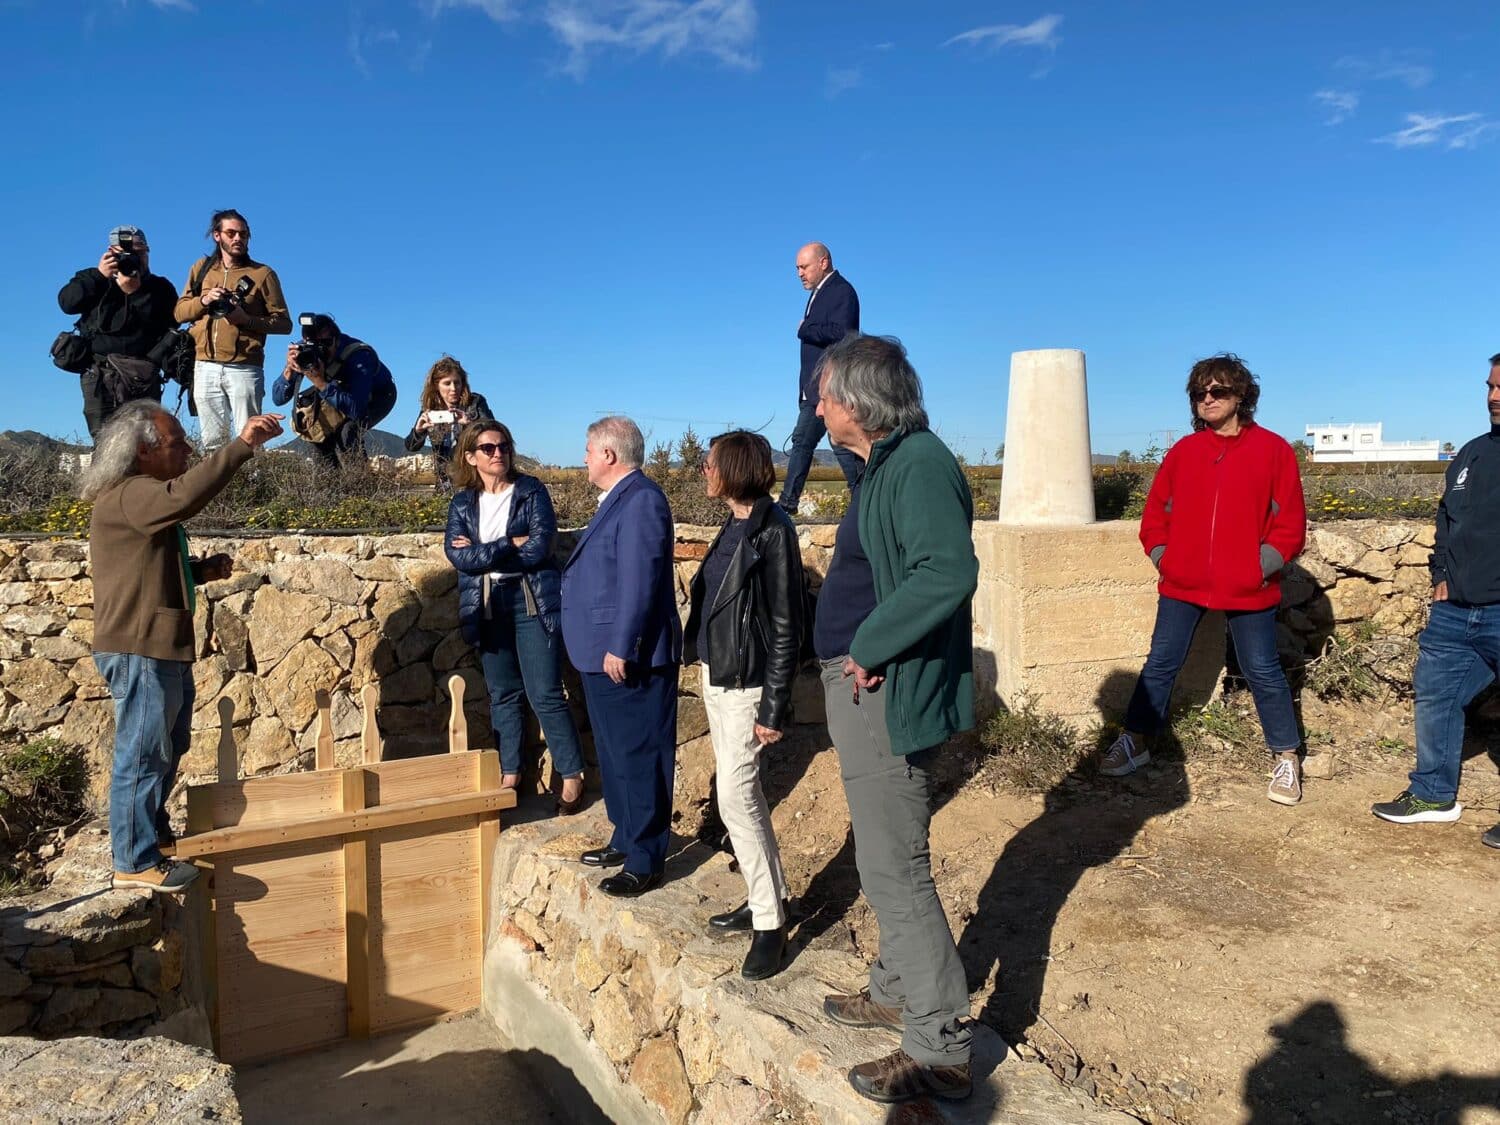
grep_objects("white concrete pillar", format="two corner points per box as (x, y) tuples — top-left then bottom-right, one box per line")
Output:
(998, 348), (1095, 525)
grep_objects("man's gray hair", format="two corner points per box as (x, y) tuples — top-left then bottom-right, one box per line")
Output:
(819, 334), (929, 435)
(587, 415), (645, 468)
(78, 400), (169, 501)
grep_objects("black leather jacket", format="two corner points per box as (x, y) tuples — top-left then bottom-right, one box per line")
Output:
(683, 496), (805, 731)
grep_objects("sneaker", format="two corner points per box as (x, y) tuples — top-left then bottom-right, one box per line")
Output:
(111, 860), (199, 894)
(1482, 824), (1500, 850)
(1370, 791), (1462, 824)
(1099, 732), (1150, 777)
(1267, 753), (1302, 806)
(847, 1048), (971, 1104)
(823, 989), (904, 1030)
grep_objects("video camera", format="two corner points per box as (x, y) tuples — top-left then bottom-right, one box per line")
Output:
(294, 312), (325, 370)
(208, 276), (255, 319)
(113, 236), (142, 279)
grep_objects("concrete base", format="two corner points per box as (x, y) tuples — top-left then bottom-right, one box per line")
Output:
(973, 521), (1224, 729)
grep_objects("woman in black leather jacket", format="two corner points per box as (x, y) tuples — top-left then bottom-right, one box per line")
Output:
(683, 431), (805, 980)
(444, 422), (585, 813)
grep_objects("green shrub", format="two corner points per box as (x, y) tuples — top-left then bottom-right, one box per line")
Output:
(0, 738), (90, 889)
(1305, 623), (1418, 702)
(976, 693), (1086, 792)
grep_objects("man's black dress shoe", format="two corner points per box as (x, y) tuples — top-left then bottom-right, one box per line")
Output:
(599, 870), (662, 897)
(708, 903), (754, 931)
(580, 847), (626, 868)
(741, 926), (785, 981)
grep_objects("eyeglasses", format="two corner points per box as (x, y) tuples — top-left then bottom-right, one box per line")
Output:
(217, 228), (249, 240)
(1191, 386), (1236, 403)
(699, 461), (716, 475)
(475, 442), (512, 457)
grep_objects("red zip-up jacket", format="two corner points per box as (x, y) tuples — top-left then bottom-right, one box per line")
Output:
(1139, 422), (1306, 611)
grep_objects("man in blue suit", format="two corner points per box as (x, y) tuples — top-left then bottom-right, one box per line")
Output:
(777, 241), (864, 514)
(560, 415), (682, 896)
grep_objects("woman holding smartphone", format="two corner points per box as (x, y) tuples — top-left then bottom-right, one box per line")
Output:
(405, 356), (492, 489)
(445, 422), (586, 812)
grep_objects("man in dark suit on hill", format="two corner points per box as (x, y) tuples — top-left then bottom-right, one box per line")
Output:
(778, 241), (864, 514)
(560, 415), (682, 896)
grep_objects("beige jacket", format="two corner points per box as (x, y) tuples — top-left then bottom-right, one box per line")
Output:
(173, 256), (292, 366)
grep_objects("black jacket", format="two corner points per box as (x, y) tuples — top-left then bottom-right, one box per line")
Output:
(445, 474), (564, 643)
(58, 268), (179, 359)
(797, 270), (859, 400)
(1431, 425), (1500, 607)
(683, 497), (805, 730)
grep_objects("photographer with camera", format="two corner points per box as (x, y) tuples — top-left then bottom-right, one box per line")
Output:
(56, 225), (180, 440)
(174, 210), (291, 450)
(271, 313), (398, 467)
(405, 356), (493, 489)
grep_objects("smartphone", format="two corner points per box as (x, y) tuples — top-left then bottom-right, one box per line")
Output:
(427, 410), (456, 425)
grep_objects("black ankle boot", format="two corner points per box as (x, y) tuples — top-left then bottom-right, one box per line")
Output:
(708, 902), (753, 932)
(741, 926), (785, 981)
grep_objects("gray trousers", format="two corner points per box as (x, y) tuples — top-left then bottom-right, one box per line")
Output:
(820, 657), (972, 1067)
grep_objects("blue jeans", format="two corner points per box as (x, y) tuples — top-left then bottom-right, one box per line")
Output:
(1408, 600), (1500, 803)
(194, 360), (264, 449)
(478, 580), (585, 778)
(778, 396), (864, 509)
(94, 653), (194, 873)
(1125, 597), (1300, 752)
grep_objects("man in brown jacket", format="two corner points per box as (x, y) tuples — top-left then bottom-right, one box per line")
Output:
(173, 209), (291, 450)
(81, 399), (283, 892)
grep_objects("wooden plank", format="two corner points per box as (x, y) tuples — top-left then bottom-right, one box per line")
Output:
(215, 697), (238, 783)
(213, 841), (347, 1064)
(195, 772), (345, 832)
(173, 789), (516, 859)
(362, 753), (484, 807)
(185, 786), (219, 1056)
(477, 751), (499, 945)
(447, 674), (468, 755)
(314, 690), (335, 772)
(361, 683), (382, 763)
(341, 770), (370, 1039)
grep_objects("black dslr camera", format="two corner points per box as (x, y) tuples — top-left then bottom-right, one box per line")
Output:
(208, 275), (255, 319)
(294, 312), (324, 370)
(113, 236), (141, 278)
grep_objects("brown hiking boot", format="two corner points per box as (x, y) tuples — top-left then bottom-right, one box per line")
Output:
(823, 989), (903, 1030)
(848, 1048), (972, 1104)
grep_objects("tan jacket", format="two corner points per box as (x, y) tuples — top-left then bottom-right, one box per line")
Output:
(89, 440), (253, 662)
(173, 257), (292, 366)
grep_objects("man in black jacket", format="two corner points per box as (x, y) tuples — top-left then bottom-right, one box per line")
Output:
(58, 225), (180, 440)
(1372, 352), (1500, 849)
(777, 242), (863, 514)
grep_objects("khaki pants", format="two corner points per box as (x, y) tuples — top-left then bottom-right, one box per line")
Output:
(701, 665), (788, 929)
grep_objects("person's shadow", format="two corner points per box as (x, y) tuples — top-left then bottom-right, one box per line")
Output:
(956, 670), (1191, 1044)
(1242, 1000), (1500, 1123)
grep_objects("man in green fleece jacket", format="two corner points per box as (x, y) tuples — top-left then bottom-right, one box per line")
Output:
(809, 334), (979, 1105)
(81, 399), (283, 893)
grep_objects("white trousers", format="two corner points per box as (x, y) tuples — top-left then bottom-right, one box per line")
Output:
(194, 361), (264, 449)
(700, 665), (789, 929)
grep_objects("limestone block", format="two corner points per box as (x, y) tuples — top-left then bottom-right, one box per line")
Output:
(697, 1080), (772, 1123)
(1295, 553), (1338, 588)
(201, 570), (266, 600)
(378, 534), (439, 559)
(5, 701), (70, 733)
(629, 1037), (693, 1125)
(1372, 595), (1426, 635)
(433, 631), (473, 673)
(314, 604), (364, 637)
(236, 539), (277, 565)
(352, 629), (398, 685)
(399, 559), (458, 599)
(27, 634), (89, 662)
(193, 654), (229, 703)
(1278, 571), (1318, 609)
(193, 676), (255, 732)
(804, 525), (838, 549)
(417, 597), (460, 632)
(269, 558), (362, 604)
(0, 963), (26, 1001)
(36, 984), (101, 1034)
(2, 606), (65, 636)
(76, 985), (158, 1030)
(0, 1000), (29, 1035)
(0, 583), (31, 607)
(29, 560), (84, 581)
(23, 541), (87, 563)
(1348, 520), (1417, 551)
(213, 603), (251, 671)
(1307, 527), (1368, 572)
(1396, 541), (1432, 568)
(1327, 578), (1388, 623)
(678, 1006), (722, 1085)
(2, 658), (76, 711)
(1351, 549), (1397, 581)
(64, 617), (94, 645)
(351, 556), (403, 581)
(241, 716), (297, 775)
(51, 580), (94, 608)
(321, 631), (354, 670)
(590, 977), (646, 1065)
(1394, 566), (1434, 596)
(130, 932), (183, 997)
(1412, 524), (1436, 548)
(246, 586), (327, 668)
(676, 691), (709, 745)
(302, 534), (373, 560)
(370, 585), (422, 638)
(380, 662), (434, 706)
(263, 639), (341, 730)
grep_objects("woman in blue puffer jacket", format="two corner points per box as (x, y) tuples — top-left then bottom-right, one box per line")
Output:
(444, 421), (586, 813)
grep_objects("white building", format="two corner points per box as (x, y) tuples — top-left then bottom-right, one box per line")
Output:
(1304, 422), (1440, 463)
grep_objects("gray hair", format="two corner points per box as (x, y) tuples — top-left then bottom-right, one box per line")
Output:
(78, 400), (169, 501)
(587, 415), (645, 468)
(819, 334), (929, 435)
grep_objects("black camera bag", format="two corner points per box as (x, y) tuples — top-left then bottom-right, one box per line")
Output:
(100, 354), (163, 405)
(150, 328), (196, 388)
(50, 327), (92, 374)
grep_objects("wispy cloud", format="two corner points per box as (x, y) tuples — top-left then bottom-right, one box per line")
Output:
(1335, 50), (1433, 90)
(543, 0), (758, 77)
(825, 66), (861, 99)
(348, 19), (401, 76)
(1375, 111), (1494, 150)
(423, 0), (521, 20)
(1313, 88), (1359, 125)
(943, 14), (1061, 52)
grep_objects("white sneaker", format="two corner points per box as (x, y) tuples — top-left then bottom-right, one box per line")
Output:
(1099, 732), (1150, 777)
(112, 860), (199, 895)
(1267, 753), (1302, 806)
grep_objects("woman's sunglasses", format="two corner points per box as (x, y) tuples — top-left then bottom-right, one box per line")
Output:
(1191, 386), (1236, 403)
(475, 441), (512, 457)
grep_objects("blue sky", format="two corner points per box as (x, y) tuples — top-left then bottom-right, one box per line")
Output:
(2, 0), (1496, 463)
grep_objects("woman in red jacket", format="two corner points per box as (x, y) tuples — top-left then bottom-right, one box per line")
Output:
(1101, 354), (1308, 804)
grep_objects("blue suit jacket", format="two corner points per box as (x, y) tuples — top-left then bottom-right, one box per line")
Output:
(797, 270), (859, 400)
(560, 471), (683, 673)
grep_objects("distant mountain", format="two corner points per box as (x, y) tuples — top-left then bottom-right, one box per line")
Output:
(770, 449), (841, 469)
(276, 429), (411, 459)
(0, 430), (88, 457)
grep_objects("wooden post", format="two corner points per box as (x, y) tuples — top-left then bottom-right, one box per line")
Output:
(314, 690), (335, 771)
(216, 698), (238, 784)
(361, 683), (383, 763)
(186, 786), (220, 1054)
(447, 675), (468, 755)
(341, 769), (371, 1040)
(477, 751), (500, 944)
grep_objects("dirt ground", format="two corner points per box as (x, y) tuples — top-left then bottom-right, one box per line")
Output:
(751, 694), (1500, 1125)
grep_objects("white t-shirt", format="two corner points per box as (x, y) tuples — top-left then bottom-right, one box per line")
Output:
(477, 487), (521, 580)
